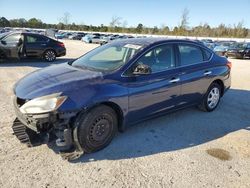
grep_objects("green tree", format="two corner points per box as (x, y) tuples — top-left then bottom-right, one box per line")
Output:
(27, 18), (43, 28)
(136, 23), (143, 33)
(57, 22), (65, 30)
(152, 26), (159, 34)
(18, 18), (27, 27)
(0, 17), (10, 27)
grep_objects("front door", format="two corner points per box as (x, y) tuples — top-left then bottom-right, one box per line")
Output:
(125, 44), (182, 123)
(0, 33), (22, 58)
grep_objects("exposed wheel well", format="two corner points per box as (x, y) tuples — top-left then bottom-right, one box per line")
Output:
(101, 102), (124, 132)
(212, 79), (225, 96)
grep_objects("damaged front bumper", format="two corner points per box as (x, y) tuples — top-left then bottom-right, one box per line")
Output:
(12, 97), (84, 160)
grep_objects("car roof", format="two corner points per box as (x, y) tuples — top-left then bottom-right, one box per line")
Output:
(4, 31), (44, 36)
(111, 37), (206, 48)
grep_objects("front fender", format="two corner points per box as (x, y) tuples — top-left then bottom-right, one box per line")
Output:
(58, 82), (129, 117)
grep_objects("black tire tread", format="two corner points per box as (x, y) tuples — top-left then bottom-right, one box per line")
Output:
(76, 105), (118, 153)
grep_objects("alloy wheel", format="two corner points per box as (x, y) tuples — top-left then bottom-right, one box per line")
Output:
(44, 50), (56, 62)
(207, 87), (220, 109)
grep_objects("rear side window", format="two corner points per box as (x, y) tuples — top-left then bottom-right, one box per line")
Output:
(26, 35), (48, 43)
(178, 44), (203, 66)
(36, 35), (48, 42)
(203, 49), (212, 61)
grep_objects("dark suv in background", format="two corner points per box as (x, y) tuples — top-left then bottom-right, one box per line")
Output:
(0, 32), (66, 61)
(226, 42), (250, 59)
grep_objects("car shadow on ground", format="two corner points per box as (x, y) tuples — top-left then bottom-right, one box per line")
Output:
(0, 58), (75, 68)
(63, 88), (250, 163)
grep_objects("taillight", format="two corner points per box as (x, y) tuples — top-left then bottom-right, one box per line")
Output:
(58, 43), (65, 48)
(227, 61), (232, 69)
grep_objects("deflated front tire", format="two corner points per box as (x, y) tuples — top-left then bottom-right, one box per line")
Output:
(76, 105), (118, 153)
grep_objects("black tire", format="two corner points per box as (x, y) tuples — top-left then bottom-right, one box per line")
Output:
(43, 50), (56, 62)
(198, 83), (221, 112)
(76, 105), (118, 153)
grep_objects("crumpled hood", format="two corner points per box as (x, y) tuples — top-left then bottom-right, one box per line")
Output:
(14, 63), (103, 99)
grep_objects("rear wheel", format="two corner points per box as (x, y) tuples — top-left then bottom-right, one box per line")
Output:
(76, 105), (118, 153)
(199, 83), (221, 112)
(43, 50), (56, 62)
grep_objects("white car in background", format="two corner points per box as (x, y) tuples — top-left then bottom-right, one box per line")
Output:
(81, 34), (101, 44)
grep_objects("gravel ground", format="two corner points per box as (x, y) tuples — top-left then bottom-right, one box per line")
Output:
(0, 40), (249, 188)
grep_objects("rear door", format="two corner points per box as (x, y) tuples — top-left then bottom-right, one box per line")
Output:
(25, 34), (49, 57)
(177, 43), (213, 105)
(126, 44), (182, 122)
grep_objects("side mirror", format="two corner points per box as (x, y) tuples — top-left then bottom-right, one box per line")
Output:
(1, 40), (6, 45)
(133, 64), (152, 75)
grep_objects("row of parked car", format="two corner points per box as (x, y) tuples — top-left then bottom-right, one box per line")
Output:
(55, 31), (138, 44)
(57, 31), (250, 59)
(0, 27), (249, 61)
(198, 39), (250, 59)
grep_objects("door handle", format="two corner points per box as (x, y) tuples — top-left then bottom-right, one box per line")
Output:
(169, 77), (180, 83)
(204, 71), (212, 76)
(41, 43), (46, 46)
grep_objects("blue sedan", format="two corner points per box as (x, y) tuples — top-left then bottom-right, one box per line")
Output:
(12, 38), (231, 160)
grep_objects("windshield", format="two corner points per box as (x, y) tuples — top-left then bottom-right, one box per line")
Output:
(0, 32), (11, 40)
(71, 42), (142, 71)
(231, 43), (247, 49)
(214, 45), (227, 51)
(237, 43), (247, 48)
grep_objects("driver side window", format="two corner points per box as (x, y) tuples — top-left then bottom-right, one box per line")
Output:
(136, 44), (175, 73)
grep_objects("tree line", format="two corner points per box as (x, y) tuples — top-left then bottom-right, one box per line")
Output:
(0, 13), (249, 38)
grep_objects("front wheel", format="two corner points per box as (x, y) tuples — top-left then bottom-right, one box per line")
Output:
(43, 50), (56, 62)
(199, 83), (221, 112)
(76, 105), (118, 153)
